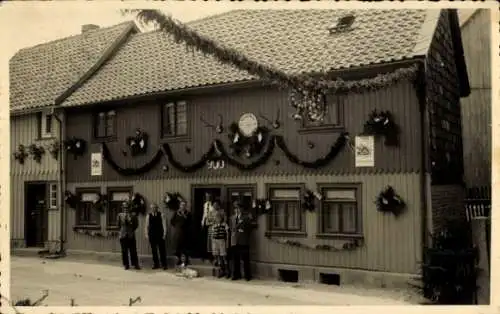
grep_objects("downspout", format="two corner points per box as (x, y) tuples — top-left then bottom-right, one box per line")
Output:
(52, 110), (66, 254)
(415, 60), (431, 262)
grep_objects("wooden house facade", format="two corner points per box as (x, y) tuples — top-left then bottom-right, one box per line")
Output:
(10, 9), (470, 287)
(458, 9), (491, 189)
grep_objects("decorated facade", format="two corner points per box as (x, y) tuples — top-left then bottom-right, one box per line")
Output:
(10, 9), (470, 287)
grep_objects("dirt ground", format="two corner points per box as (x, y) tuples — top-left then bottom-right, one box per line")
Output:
(8, 256), (423, 306)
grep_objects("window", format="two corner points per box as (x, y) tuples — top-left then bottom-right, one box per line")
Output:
(75, 189), (101, 227)
(49, 183), (58, 210)
(94, 110), (116, 139)
(38, 111), (54, 139)
(267, 185), (304, 234)
(328, 14), (356, 34)
(106, 188), (132, 228)
(317, 184), (362, 237)
(161, 101), (188, 138)
(300, 95), (343, 132)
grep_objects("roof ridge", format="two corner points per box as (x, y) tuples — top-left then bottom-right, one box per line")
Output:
(11, 21), (136, 59)
(54, 22), (138, 106)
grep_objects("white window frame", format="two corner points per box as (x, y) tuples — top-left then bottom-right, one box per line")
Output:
(40, 111), (53, 139)
(49, 183), (58, 210)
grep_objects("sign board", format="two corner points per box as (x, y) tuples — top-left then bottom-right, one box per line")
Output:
(91, 152), (103, 176)
(355, 136), (375, 168)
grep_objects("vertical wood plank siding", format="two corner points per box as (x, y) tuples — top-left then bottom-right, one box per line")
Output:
(67, 173), (421, 274)
(65, 81), (422, 183)
(10, 114), (61, 244)
(459, 9), (491, 187)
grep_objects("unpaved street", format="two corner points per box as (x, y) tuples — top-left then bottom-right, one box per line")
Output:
(9, 256), (419, 306)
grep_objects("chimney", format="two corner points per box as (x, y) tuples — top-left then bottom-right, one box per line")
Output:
(81, 24), (100, 33)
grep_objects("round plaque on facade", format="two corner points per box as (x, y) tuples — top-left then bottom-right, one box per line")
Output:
(238, 113), (258, 137)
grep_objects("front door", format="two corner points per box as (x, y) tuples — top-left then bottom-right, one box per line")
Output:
(25, 183), (48, 248)
(191, 186), (222, 258)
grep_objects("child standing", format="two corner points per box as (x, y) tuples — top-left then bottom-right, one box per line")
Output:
(211, 212), (229, 278)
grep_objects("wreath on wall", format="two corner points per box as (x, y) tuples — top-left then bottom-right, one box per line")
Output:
(102, 143), (164, 176)
(164, 192), (185, 211)
(13, 144), (29, 165)
(64, 191), (80, 209)
(126, 129), (149, 156)
(252, 198), (272, 215)
(363, 110), (400, 146)
(129, 193), (147, 215)
(65, 137), (87, 160)
(227, 123), (269, 158)
(93, 193), (108, 213)
(28, 144), (45, 163)
(266, 237), (362, 252)
(48, 141), (60, 160)
(375, 186), (406, 217)
(302, 189), (320, 212)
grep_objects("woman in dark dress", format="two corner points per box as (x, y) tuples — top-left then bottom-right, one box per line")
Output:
(170, 201), (191, 267)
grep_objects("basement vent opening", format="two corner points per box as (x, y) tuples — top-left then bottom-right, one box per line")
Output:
(319, 273), (341, 286)
(278, 269), (299, 283)
(329, 14), (356, 34)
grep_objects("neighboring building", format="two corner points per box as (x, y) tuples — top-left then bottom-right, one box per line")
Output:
(458, 9), (491, 189)
(10, 9), (470, 287)
(9, 22), (140, 252)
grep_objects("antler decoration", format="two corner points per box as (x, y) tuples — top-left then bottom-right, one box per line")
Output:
(259, 108), (281, 129)
(200, 115), (224, 134)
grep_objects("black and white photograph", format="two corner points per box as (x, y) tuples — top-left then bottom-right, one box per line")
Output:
(0, 1), (497, 311)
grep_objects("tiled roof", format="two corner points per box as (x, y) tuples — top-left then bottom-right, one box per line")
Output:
(12, 9), (439, 110)
(9, 21), (136, 111)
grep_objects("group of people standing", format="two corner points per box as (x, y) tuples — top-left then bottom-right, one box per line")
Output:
(116, 192), (254, 281)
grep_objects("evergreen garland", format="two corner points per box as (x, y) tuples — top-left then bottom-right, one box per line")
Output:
(276, 132), (349, 168)
(129, 10), (421, 119)
(73, 228), (119, 238)
(265, 237), (362, 252)
(101, 143), (164, 176)
(101, 132), (348, 175)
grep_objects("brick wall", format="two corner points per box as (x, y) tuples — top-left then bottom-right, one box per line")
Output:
(431, 184), (466, 233)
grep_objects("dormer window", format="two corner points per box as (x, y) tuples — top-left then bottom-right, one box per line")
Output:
(328, 14), (356, 34)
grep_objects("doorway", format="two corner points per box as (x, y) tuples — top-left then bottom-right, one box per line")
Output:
(25, 182), (49, 248)
(190, 186), (222, 259)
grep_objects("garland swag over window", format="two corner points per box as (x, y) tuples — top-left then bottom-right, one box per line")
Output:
(100, 133), (348, 176)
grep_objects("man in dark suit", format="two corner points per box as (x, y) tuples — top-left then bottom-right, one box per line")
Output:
(117, 201), (140, 270)
(229, 201), (253, 281)
(144, 202), (167, 270)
